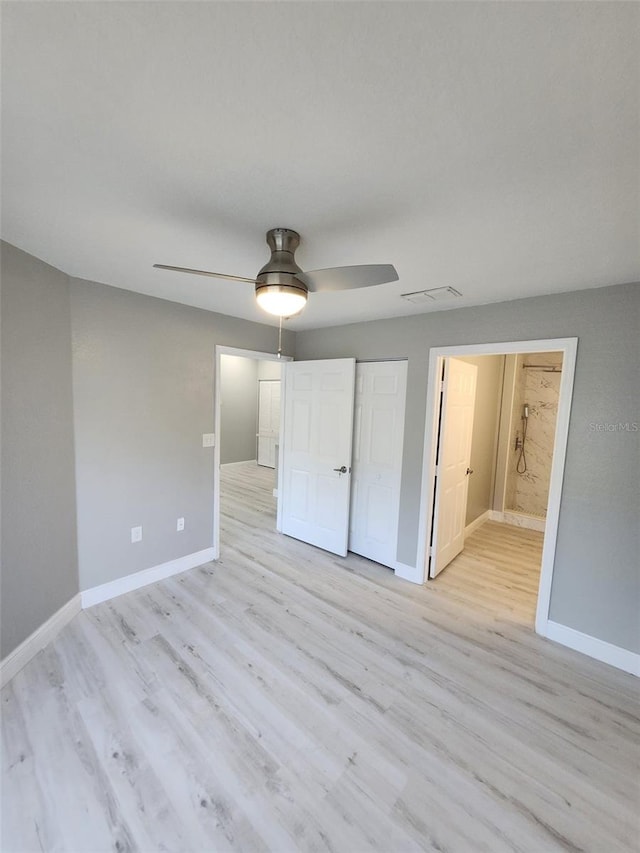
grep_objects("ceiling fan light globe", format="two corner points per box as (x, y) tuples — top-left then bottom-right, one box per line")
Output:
(256, 285), (307, 317)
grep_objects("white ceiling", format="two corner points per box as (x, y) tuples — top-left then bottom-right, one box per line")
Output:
(2, 2), (638, 330)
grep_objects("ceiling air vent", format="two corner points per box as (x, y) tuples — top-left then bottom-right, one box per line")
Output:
(401, 286), (462, 304)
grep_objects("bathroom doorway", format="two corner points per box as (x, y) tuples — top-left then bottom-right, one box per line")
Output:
(418, 338), (578, 636)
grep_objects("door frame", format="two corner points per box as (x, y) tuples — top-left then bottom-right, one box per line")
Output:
(213, 346), (292, 559)
(416, 337), (578, 637)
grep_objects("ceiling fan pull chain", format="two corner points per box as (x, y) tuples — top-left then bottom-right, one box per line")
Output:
(277, 315), (283, 359)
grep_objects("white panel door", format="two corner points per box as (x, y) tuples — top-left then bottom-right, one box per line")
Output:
(257, 379), (280, 468)
(349, 361), (407, 568)
(430, 357), (477, 578)
(281, 359), (356, 556)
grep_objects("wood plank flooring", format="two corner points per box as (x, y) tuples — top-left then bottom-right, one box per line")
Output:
(2, 461), (638, 852)
(434, 521), (544, 627)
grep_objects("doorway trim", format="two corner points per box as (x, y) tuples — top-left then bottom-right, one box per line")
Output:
(416, 337), (578, 637)
(213, 346), (292, 559)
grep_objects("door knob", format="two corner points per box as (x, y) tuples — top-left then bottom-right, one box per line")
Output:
(466, 468), (474, 475)
(333, 465), (349, 474)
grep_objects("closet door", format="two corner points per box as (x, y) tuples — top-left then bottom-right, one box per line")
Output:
(280, 359), (356, 556)
(349, 361), (407, 568)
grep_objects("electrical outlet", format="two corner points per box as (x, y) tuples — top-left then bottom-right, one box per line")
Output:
(131, 525), (143, 543)
(202, 433), (215, 447)
(177, 517), (185, 532)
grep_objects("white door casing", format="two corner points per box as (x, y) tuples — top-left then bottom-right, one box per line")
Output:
(349, 361), (407, 569)
(257, 379), (280, 468)
(281, 359), (356, 556)
(430, 357), (477, 577)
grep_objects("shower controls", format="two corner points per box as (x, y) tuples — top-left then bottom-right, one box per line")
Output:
(517, 406), (529, 473)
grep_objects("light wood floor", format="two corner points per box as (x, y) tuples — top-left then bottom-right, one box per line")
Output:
(2, 462), (638, 852)
(434, 520), (544, 628)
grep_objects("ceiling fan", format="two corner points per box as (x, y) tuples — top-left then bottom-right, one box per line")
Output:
(154, 227), (398, 318)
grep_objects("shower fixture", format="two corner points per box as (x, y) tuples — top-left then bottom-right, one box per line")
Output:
(522, 363), (562, 373)
(516, 403), (529, 474)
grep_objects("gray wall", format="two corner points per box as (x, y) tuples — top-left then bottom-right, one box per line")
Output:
(296, 283), (640, 653)
(1, 243), (79, 658)
(458, 355), (504, 526)
(220, 355), (258, 464)
(70, 278), (294, 591)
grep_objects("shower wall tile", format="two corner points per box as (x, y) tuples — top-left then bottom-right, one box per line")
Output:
(506, 351), (562, 518)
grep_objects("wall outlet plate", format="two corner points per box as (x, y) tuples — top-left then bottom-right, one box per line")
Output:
(202, 433), (215, 447)
(131, 525), (143, 543)
(177, 517), (185, 532)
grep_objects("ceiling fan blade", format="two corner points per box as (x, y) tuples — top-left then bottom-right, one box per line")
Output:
(153, 264), (256, 284)
(302, 264), (398, 292)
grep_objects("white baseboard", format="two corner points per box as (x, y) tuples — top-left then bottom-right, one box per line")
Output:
(220, 459), (257, 468)
(464, 510), (491, 539)
(81, 547), (216, 608)
(394, 561), (424, 584)
(544, 620), (639, 676)
(1, 548), (217, 686)
(1, 594), (82, 688)
(491, 510), (546, 532)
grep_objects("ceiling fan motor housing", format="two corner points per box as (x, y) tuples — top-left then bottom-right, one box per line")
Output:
(255, 228), (309, 298)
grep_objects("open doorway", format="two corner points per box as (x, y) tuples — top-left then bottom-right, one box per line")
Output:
(213, 346), (292, 559)
(419, 338), (577, 636)
(219, 354), (282, 474)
